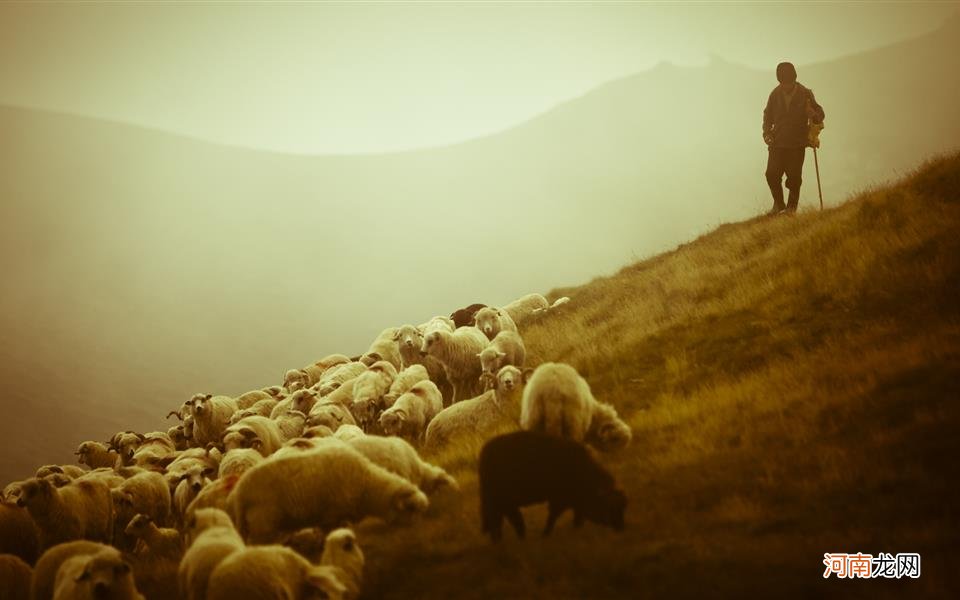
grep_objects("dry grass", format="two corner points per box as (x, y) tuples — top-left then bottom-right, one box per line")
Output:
(354, 151), (960, 598)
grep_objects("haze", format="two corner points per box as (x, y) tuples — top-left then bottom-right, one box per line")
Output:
(1, 2), (956, 153)
(1, 3), (959, 483)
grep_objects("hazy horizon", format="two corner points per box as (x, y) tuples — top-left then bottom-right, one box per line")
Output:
(1, 2), (957, 154)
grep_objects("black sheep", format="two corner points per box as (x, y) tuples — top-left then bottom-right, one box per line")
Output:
(449, 303), (487, 328)
(478, 430), (626, 541)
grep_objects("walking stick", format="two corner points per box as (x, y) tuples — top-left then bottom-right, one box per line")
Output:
(814, 146), (823, 211)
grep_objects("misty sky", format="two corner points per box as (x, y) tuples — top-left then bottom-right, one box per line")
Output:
(1, 1), (956, 154)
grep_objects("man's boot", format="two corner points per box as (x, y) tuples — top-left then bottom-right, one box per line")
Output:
(768, 185), (786, 215)
(786, 188), (800, 214)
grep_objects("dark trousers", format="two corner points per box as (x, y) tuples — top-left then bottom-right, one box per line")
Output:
(765, 146), (806, 210)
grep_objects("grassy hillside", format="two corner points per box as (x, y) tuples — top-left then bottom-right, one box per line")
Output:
(357, 152), (960, 598)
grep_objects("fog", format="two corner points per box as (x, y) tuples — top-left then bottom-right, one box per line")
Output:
(1, 11), (959, 482)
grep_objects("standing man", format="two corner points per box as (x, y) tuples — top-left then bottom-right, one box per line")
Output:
(763, 62), (825, 214)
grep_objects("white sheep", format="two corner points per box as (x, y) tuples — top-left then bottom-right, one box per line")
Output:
(478, 330), (526, 388)
(131, 432), (177, 469)
(107, 431), (144, 466)
(378, 380), (443, 440)
(283, 365), (326, 393)
(206, 544), (351, 600)
(173, 465), (215, 526)
(191, 394), (239, 448)
(307, 397), (358, 432)
(502, 292), (563, 326)
(520, 362), (596, 443)
(124, 513), (183, 560)
(347, 436), (457, 493)
(425, 365), (527, 449)
(31, 540), (116, 600)
(74, 442), (117, 470)
(383, 364), (430, 406)
(269, 388), (318, 419)
(111, 471), (172, 543)
(359, 327), (402, 370)
(420, 326), (489, 403)
(227, 443), (429, 544)
(350, 361), (398, 429)
(178, 508), (244, 600)
(473, 306), (519, 340)
(313, 362), (368, 396)
(218, 448), (264, 478)
(181, 474), (239, 526)
(222, 415), (284, 457)
(164, 448), (219, 494)
(274, 409), (308, 442)
(320, 528), (365, 598)
(53, 545), (144, 599)
(16, 477), (113, 549)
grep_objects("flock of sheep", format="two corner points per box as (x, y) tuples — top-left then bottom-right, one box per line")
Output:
(0, 292), (633, 599)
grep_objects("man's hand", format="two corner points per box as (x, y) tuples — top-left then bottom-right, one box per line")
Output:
(763, 132), (774, 146)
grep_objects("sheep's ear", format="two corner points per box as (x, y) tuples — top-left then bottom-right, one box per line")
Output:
(202, 465), (216, 477)
(204, 394), (213, 401)
(75, 567), (92, 582)
(497, 351), (507, 359)
(250, 439), (263, 451)
(392, 331), (401, 341)
(522, 368), (534, 383)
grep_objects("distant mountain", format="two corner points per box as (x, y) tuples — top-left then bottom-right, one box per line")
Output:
(1, 16), (958, 482)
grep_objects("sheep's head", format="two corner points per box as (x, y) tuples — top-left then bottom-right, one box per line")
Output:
(378, 409), (406, 436)
(359, 352), (382, 367)
(191, 394), (213, 416)
(284, 369), (307, 392)
(420, 331), (445, 356)
(290, 389), (319, 414)
(321, 528), (365, 577)
(594, 419), (633, 452)
(496, 365), (525, 394)
(111, 489), (136, 514)
(44, 473), (73, 488)
(391, 487), (429, 518)
(108, 432), (145, 464)
(263, 385), (285, 398)
(124, 513), (153, 536)
(473, 307), (500, 338)
(583, 487), (627, 532)
(396, 325), (422, 350)
(424, 469), (459, 494)
(179, 465), (214, 493)
(16, 477), (54, 508)
(223, 427), (260, 452)
(70, 549), (136, 599)
(2, 480), (25, 505)
(315, 380), (341, 397)
(35, 464), (64, 479)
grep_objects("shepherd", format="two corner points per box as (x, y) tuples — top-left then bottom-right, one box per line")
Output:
(762, 61), (825, 215)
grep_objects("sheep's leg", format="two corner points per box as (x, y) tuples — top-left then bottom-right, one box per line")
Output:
(572, 509), (585, 528)
(505, 508), (526, 539)
(543, 502), (565, 536)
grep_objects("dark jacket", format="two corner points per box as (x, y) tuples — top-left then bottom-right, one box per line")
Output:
(763, 82), (825, 148)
